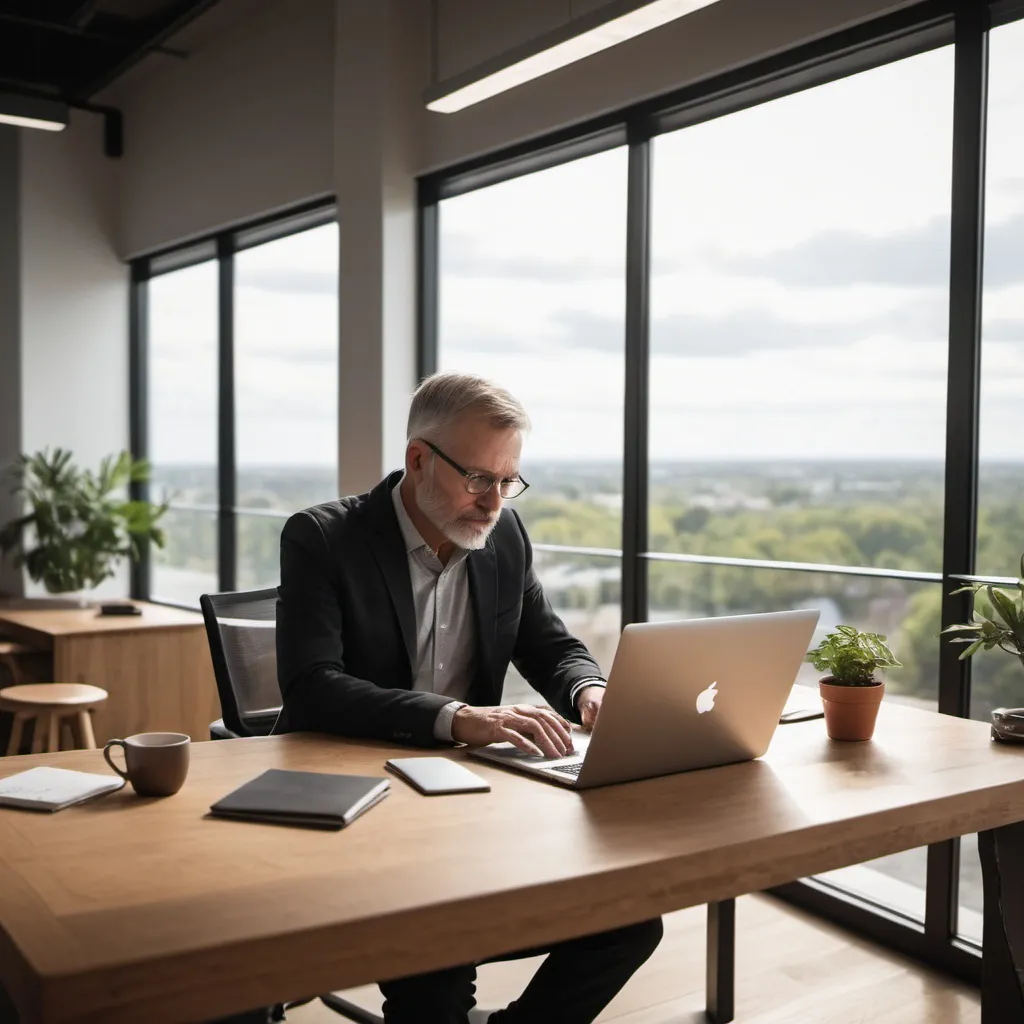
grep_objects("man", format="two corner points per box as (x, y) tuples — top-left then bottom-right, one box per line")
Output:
(276, 371), (662, 1024)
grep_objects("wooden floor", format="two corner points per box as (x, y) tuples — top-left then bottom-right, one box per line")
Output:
(287, 894), (980, 1023)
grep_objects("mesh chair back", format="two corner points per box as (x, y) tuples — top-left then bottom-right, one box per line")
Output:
(200, 588), (281, 737)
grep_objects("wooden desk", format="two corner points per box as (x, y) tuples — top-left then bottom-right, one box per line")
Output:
(1, 698), (1023, 1024)
(0, 601), (219, 744)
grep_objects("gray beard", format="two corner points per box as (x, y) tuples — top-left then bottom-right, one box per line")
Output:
(415, 478), (497, 551)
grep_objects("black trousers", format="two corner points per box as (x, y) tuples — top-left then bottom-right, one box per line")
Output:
(378, 916), (664, 1024)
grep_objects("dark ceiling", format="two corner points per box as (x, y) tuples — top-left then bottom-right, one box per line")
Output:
(0, 0), (219, 104)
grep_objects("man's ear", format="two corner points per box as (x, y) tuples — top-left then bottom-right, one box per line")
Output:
(405, 441), (425, 477)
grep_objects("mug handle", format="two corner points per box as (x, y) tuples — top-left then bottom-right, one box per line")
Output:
(103, 739), (129, 780)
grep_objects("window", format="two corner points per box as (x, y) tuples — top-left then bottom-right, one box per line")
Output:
(436, 149), (628, 703)
(235, 222), (339, 589)
(147, 261), (219, 605)
(136, 205), (337, 605)
(647, 45), (955, 918)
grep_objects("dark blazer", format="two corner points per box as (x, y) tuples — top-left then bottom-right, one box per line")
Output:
(275, 471), (603, 747)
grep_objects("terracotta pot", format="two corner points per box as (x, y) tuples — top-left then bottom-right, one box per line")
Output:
(819, 678), (885, 741)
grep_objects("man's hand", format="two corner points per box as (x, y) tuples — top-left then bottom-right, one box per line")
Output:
(577, 685), (605, 731)
(451, 704), (574, 758)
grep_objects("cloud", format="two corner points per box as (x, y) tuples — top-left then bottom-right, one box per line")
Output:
(441, 232), (626, 282)
(235, 268), (337, 295)
(715, 213), (1024, 290)
(445, 297), (1024, 362)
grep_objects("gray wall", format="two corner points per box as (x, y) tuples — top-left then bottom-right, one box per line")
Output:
(1, 114), (129, 598)
(0, 128), (22, 596)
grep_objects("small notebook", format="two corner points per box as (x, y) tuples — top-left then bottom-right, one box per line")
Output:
(209, 769), (389, 830)
(0, 767), (125, 812)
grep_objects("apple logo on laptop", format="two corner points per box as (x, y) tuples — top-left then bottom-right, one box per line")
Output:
(695, 681), (718, 714)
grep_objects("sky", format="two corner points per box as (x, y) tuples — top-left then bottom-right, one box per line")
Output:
(147, 22), (1023, 471)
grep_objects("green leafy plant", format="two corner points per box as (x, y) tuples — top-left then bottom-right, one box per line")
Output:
(0, 449), (168, 594)
(941, 553), (1024, 675)
(806, 624), (902, 686)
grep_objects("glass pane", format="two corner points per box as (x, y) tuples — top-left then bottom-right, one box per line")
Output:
(235, 222), (339, 514)
(503, 550), (621, 706)
(437, 148), (628, 548)
(147, 262), (219, 510)
(958, 832), (983, 947)
(236, 512), (288, 592)
(979, 18), (1024, 580)
(648, 560), (941, 919)
(151, 507), (217, 608)
(649, 46), (954, 573)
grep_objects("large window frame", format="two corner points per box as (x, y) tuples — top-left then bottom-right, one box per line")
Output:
(129, 197), (336, 603)
(418, 0), (1023, 987)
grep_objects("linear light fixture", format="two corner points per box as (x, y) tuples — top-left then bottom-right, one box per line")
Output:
(0, 92), (68, 132)
(425, 0), (722, 113)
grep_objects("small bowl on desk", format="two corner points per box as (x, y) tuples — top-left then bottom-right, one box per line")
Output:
(991, 708), (1024, 744)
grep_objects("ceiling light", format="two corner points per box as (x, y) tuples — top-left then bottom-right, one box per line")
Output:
(0, 93), (68, 132)
(425, 0), (721, 113)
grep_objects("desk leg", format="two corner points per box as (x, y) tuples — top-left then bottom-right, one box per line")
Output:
(705, 899), (735, 1023)
(979, 823), (1024, 1024)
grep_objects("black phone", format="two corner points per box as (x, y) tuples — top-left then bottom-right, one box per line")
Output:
(779, 708), (824, 724)
(385, 757), (490, 795)
(97, 602), (143, 617)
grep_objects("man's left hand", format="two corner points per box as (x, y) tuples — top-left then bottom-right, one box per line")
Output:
(577, 686), (605, 731)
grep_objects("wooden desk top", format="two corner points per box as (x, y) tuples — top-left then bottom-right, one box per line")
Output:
(1, 696), (1023, 1024)
(0, 600), (203, 647)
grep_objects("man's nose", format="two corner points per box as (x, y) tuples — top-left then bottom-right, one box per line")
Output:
(478, 485), (502, 512)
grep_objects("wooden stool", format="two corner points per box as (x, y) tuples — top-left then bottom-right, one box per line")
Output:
(0, 641), (35, 687)
(0, 684), (108, 756)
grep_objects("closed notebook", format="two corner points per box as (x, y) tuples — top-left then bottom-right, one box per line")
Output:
(0, 767), (124, 812)
(209, 769), (389, 830)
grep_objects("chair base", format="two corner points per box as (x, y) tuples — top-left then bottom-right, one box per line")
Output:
(317, 993), (494, 1023)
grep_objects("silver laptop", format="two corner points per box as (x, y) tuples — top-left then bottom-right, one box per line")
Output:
(470, 608), (820, 789)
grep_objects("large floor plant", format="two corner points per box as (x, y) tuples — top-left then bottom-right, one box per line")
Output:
(0, 449), (167, 596)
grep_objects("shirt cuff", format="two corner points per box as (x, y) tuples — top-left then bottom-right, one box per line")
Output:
(570, 677), (606, 709)
(433, 700), (467, 743)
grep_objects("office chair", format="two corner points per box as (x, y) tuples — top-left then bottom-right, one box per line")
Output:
(200, 589), (494, 1024)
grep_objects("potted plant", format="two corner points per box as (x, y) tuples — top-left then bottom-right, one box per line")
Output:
(0, 449), (168, 605)
(806, 625), (902, 741)
(942, 554), (1024, 743)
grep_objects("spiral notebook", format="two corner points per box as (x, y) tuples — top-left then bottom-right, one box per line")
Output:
(209, 769), (389, 830)
(0, 767), (124, 812)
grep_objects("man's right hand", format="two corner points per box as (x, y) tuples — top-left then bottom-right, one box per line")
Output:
(451, 704), (574, 758)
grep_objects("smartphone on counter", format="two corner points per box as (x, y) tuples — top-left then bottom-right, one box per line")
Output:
(385, 757), (491, 795)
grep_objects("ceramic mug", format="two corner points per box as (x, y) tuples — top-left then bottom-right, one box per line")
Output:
(103, 732), (190, 796)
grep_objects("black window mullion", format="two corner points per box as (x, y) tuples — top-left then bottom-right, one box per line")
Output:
(129, 260), (150, 601)
(417, 177), (440, 381)
(217, 235), (237, 593)
(621, 121), (652, 629)
(927, 0), (990, 946)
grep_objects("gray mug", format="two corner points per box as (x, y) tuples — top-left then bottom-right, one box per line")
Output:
(103, 732), (190, 796)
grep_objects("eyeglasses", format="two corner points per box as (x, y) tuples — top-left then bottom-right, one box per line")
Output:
(420, 440), (530, 499)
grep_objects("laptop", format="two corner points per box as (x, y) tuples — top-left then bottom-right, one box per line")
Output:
(470, 608), (820, 789)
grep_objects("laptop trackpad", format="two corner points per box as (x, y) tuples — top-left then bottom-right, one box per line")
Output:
(487, 730), (591, 766)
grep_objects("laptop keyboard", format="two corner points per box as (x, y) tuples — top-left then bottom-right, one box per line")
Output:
(549, 762), (584, 777)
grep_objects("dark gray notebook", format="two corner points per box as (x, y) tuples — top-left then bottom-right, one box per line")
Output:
(209, 769), (389, 830)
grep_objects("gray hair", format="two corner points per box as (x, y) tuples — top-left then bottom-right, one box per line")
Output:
(407, 372), (531, 444)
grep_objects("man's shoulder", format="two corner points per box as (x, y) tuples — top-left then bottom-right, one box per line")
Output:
(284, 474), (397, 546)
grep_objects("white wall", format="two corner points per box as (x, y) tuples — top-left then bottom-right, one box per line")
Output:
(17, 113), (129, 597)
(118, 0), (334, 258)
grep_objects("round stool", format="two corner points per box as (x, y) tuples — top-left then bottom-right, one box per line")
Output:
(0, 684), (108, 756)
(0, 641), (36, 687)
